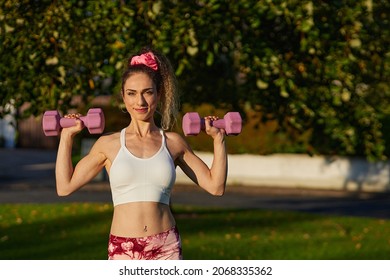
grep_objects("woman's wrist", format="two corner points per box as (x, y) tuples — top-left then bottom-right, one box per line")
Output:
(60, 130), (76, 140)
(213, 132), (225, 145)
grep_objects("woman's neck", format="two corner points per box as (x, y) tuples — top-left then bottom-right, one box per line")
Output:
(126, 120), (159, 137)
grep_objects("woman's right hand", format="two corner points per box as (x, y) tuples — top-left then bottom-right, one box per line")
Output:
(61, 113), (85, 137)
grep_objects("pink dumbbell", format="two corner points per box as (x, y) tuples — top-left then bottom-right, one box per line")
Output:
(182, 112), (242, 136)
(42, 108), (105, 136)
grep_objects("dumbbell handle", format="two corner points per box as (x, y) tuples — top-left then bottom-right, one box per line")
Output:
(200, 119), (226, 130)
(59, 117), (86, 128)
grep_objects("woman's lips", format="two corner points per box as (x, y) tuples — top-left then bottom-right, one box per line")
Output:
(134, 107), (148, 113)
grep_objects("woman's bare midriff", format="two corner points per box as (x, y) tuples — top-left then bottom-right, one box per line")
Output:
(109, 202), (176, 238)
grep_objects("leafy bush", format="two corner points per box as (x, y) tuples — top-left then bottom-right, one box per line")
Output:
(1, 0), (389, 159)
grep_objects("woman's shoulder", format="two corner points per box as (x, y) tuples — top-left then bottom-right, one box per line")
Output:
(163, 131), (189, 160)
(92, 131), (121, 150)
(164, 131), (192, 151)
(164, 131), (185, 142)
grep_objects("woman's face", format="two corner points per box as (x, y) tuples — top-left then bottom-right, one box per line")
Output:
(122, 72), (160, 123)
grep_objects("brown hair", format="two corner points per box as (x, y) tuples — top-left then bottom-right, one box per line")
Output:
(121, 47), (179, 130)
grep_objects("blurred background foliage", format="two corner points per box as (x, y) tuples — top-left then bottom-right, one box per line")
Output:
(0, 0), (389, 160)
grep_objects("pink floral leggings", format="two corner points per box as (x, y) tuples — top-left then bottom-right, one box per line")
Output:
(108, 226), (182, 260)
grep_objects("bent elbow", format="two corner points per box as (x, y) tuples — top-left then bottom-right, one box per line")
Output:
(210, 184), (226, 196)
(213, 190), (225, 196)
(56, 185), (73, 197)
(57, 190), (70, 197)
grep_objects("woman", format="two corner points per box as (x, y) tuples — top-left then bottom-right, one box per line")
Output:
(55, 47), (227, 260)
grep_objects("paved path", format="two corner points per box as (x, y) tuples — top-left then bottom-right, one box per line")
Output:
(1, 148), (390, 219)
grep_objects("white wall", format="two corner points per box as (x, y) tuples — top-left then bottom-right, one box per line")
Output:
(175, 152), (390, 192)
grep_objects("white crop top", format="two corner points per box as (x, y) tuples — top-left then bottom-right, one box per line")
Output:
(109, 128), (176, 206)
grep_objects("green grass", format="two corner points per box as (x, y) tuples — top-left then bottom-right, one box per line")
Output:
(0, 203), (389, 260)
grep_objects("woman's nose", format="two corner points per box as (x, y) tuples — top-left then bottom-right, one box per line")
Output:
(136, 94), (146, 106)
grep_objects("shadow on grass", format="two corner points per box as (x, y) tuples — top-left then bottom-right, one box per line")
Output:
(1, 204), (389, 260)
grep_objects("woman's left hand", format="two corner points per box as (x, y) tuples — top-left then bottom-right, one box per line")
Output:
(204, 116), (225, 139)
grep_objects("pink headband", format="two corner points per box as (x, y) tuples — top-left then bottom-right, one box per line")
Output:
(130, 52), (158, 71)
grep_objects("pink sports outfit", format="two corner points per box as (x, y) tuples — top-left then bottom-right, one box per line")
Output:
(108, 226), (182, 260)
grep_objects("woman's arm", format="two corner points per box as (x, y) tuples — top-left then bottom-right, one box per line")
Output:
(176, 117), (227, 196)
(55, 120), (106, 196)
